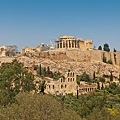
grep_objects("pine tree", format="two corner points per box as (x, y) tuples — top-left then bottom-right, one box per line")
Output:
(103, 43), (110, 52)
(98, 46), (102, 50)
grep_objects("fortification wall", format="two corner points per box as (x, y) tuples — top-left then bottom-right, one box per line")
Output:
(0, 57), (15, 64)
(49, 50), (120, 66)
(23, 47), (120, 65)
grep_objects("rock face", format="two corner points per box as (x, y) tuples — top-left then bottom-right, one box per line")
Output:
(17, 49), (120, 81)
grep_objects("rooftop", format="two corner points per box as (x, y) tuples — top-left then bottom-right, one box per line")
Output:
(59, 35), (75, 39)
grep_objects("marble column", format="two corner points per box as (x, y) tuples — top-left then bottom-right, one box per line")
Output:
(69, 40), (70, 48)
(65, 40), (67, 48)
(73, 41), (75, 48)
(62, 41), (63, 48)
(57, 42), (59, 48)
(70, 40), (72, 48)
(59, 42), (61, 48)
(75, 40), (76, 48)
(67, 40), (69, 48)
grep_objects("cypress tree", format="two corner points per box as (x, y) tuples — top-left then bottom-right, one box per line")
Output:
(110, 72), (113, 82)
(97, 82), (100, 90)
(39, 64), (42, 76)
(77, 89), (79, 99)
(93, 71), (96, 80)
(43, 67), (46, 75)
(47, 66), (50, 75)
(101, 83), (104, 89)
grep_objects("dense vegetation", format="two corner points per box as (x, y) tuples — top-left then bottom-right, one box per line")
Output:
(103, 43), (110, 52)
(0, 92), (81, 120)
(57, 83), (120, 120)
(0, 59), (35, 106)
(98, 43), (111, 52)
(35, 64), (62, 80)
(0, 60), (120, 120)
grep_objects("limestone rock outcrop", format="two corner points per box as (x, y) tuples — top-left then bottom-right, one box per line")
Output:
(17, 49), (120, 82)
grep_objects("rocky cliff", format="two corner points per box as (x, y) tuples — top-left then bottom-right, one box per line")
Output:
(17, 49), (120, 81)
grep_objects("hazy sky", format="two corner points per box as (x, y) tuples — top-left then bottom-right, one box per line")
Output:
(0, 0), (120, 51)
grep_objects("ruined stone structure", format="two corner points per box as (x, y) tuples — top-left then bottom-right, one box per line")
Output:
(45, 70), (97, 95)
(22, 46), (36, 54)
(0, 45), (18, 57)
(22, 44), (50, 54)
(56, 35), (93, 51)
(45, 70), (77, 95)
(0, 57), (15, 66)
(22, 35), (93, 55)
(0, 46), (7, 57)
(79, 81), (97, 94)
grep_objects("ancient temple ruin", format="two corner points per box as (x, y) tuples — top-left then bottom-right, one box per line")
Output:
(56, 35), (93, 51)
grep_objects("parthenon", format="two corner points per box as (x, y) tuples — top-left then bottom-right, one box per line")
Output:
(56, 35), (93, 51)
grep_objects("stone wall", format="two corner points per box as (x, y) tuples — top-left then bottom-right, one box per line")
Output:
(40, 50), (120, 67)
(45, 70), (77, 95)
(0, 57), (15, 65)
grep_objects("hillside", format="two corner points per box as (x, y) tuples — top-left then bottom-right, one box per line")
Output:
(16, 49), (120, 82)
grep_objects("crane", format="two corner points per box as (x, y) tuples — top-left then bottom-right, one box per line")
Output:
(50, 40), (55, 49)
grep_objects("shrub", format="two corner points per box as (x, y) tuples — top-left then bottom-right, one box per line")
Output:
(108, 60), (113, 64)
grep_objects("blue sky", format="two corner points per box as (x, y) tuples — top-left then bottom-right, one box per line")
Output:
(0, 0), (120, 51)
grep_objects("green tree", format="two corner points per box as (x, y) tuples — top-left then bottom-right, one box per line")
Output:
(108, 60), (113, 64)
(43, 67), (47, 75)
(99, 77), (105, 89)
(0, 59), (35, 106)
(98, 46), (102, 50)
(0, 92), (81, 120)
(110, 72), (113, 82)
(103, 54), (107, 63)
(47, 66), (50, 74)
(109, 82), (117, 90)
(99, 77), (105, 83)
(114, 48), (117, 52)
(76, 75), (81, 85)
(103, 43), (110, 52)
(77, 72), (91, 83)
(97, 82), (100, 90)
(114, 54), (117, 64)
(93, 71), (96, 80)
(39, 64), (42, 76)
(40, 80), (46, 94)
(118, 74), (120, 83)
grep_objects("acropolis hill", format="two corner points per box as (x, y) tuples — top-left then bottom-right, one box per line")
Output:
(0, 35), (120, 95)
(1, 35), (120, 82)
(17, 35), (120, 81)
